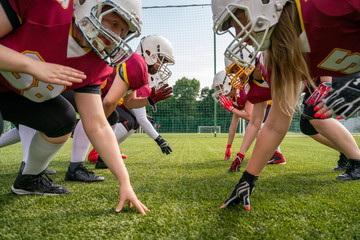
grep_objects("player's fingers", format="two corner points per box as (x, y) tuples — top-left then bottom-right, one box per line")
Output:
(59, 68), (86, 82)
(115, 200), (125, 213)
(219, 204), (227, 209)
(132, 200), (148, 215)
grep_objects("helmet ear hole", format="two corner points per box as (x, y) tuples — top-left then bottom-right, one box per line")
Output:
(79, 0), (86, 5)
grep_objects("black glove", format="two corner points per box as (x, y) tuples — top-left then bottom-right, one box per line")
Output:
(147, 115), (155, 125)
(323, 73), (360, 120)
(155, 135), (172, 155)
(222, 171), (258, 211)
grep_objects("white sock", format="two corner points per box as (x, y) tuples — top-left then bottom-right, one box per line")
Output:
(19, 125), (36, 164)
(0, 127), (20, 148)
(276, 146), (281, 153)
(23, 131), (65, 175)
(114, 124), (128, 144)
(111, 123), (117, 132)
(118, 129), (135, 144)
(70, 120), (91, 163)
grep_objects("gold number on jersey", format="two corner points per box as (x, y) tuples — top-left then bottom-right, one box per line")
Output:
(0, 51), (65, 102)
(57, 0), (70, 9)
(318, 49), (360, 75)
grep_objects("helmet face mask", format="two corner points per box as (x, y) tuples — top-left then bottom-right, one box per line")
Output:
(226, 61), (254, 89)
(212, 0), (288, 68)
(224, 48), (255, 89)
(148, 73), (168, 90)
(74, 0), (142, 67)
(211, 70), (232, 101)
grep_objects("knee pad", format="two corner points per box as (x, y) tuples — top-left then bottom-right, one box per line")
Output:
(107, 110), (119, 126)
(120, 115), (137, 131)
(300, 115), (318, 135)
(48, 107), (77, 137)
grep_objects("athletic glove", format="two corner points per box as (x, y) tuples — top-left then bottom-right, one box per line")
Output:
(224, 144), (232, 160)
(306, 82), (332, 106)
(155, 135), (172, 155)
(219, 94), (235, 112)
(228, 153), (244, 172)
(148, 84), (173, 112)
(220, 171), (258, 211)
(323, 74), (360, 120)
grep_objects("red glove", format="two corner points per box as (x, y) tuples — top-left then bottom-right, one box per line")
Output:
(149, 84), (173, 104)
(219, 94), (235, 112)
(228, 152), (245, 172)
(306, 82), (332, 106)
(224, 144), (231, 160)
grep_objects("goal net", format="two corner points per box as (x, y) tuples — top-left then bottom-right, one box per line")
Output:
(198, 126), (221, 134)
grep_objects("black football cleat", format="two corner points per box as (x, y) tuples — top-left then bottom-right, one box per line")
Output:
(336, 159), (360, 180)
(65, 163), (104, 182)
(11, 172), (69, 195)
(334, 153), (349, 171)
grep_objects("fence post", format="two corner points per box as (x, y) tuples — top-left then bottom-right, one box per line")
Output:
(213, 32), (217, 137)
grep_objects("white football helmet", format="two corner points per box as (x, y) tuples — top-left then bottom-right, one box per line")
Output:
(225, 49), (255, 89)
(211, 70), (232, 101)
(135, 35), (175, 81)
(212, 0), (289, 68)
(74, 0), (142, 67)
(148, 73), (167, 90)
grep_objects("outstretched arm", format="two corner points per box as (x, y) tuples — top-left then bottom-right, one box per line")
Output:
(75, 91), (149, 214)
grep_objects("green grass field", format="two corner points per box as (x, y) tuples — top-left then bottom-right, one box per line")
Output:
(0, 133), (360, 239)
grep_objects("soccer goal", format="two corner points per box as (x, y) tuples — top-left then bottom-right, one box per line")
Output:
(197, 126), (221, 134)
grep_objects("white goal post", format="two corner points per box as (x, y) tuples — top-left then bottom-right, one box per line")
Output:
(197, 126), (221, 134)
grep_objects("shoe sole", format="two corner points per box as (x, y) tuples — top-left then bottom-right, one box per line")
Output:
(64, 177), (105, 182)
(267, 162), (286, 165)
(11, 185), (69, 195)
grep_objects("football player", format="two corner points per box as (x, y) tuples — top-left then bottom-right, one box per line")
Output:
(0, 0), (148, 214)
(93, 73), (174, 169)
(212, 0), (360, 211)
(218, 53), (285, 173)
(211, 69), (253, 161)
(67, 35), (174, 171)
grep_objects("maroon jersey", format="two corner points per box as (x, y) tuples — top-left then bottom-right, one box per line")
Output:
(298, 0), (360, 77)
(245, 53), (272, 104)
(101, 53), (148, 97)
(136, 84), (151, 98)
(0, 0), (113, 102)
(232, 88), (247, 110)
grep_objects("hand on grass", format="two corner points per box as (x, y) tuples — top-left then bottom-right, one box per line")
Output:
(116, 183), (150, 215)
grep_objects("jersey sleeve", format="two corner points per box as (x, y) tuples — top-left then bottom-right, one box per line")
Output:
(121, 53), (149, 91)
(136, 84), (151, 98)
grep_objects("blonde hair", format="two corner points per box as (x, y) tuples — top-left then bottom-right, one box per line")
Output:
(265, 1), (312, 116)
